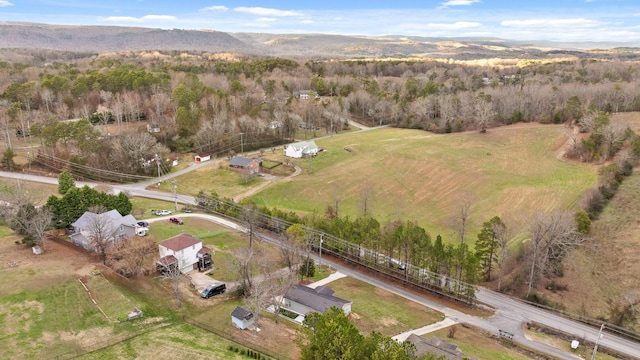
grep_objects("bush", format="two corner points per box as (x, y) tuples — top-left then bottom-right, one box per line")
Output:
(575, 209), (591, 234)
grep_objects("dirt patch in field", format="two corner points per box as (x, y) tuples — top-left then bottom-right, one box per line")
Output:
(0, 235), (99, 294)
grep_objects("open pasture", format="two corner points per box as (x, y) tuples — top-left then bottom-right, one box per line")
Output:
(249, 124), (598, 238)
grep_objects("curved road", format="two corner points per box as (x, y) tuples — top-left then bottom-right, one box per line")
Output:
(1, 170), (639, 359)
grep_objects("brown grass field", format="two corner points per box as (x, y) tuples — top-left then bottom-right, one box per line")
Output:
(537, 113), (640, 326)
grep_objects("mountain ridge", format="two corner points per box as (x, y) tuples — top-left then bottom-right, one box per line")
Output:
(1, 22), (639, 60)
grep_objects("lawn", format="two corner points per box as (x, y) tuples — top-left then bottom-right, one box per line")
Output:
(0, 226), (174, 360)
(430, 324), (536, 360)
(85, 273), (139, 321)
(328, 277), (444, 336)
(77, 323), (256, 360)
(144, 217), (284, 283)
(190, 297), (300, 360)
(154, 161), (267, 198)
(248, 125), (598, 239)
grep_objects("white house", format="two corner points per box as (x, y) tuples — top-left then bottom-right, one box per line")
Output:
(284, 140), (319, 159)
(70, 209), (138, 253)
(281, 285), (352, 319)
(157, 234), (211, 274)
(231, 306), (255, 330)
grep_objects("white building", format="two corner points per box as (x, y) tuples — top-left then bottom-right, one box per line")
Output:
(284, 140), (319, 158)
(157, 234), (211, 274)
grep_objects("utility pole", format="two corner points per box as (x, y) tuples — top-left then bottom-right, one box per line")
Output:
(170, 180), (178, 211)
(319, 234), (323, 266)
(240, 132), (244, 155)
(155, 154), (161, 178)
(591, 323), (605, 360)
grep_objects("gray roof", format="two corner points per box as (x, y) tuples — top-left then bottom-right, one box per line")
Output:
(71, 209), (137, 233)
(229, 156), (257, 167)
(406, 334), (478, 360)
(231, 306), (254, 321)
(284, 285), (350, 313)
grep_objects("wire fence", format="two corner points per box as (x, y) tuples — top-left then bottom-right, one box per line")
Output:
(198, 199), (478, 306)
(183, 315), (291, 360)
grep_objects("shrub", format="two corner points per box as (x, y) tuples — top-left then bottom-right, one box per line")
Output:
(575, 209), (591, 234)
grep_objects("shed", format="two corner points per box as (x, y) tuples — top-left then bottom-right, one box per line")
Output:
(195, 154), (211, 162)
(231, 306), (255, 330)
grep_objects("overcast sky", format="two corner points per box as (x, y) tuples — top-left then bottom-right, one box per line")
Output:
(1, 0), (639, 42)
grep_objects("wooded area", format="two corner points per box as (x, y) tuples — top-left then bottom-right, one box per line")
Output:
(2, 52), (640, 178)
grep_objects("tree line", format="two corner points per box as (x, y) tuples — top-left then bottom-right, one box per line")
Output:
(2, 53), (640, 178)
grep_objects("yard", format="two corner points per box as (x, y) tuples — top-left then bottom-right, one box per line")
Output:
(327, 277), (444, 337)
(429, 324), (537, 360)
(0, 231), (171, 359)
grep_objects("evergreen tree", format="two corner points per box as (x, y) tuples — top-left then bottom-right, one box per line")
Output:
(57, 170), (76, 195)
(475, 216), (505, 281)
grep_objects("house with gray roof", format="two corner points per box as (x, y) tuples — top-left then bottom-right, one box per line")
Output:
(281, 285), (352, 318)
(228, 156), (261, 174)
(70, 209), (138, 253)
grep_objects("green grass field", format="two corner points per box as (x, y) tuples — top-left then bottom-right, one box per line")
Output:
(155, 164), (266, 198)
(327, 277), (444, 336)
(248, 125), (598, 239)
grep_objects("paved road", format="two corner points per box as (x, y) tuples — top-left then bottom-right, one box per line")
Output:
(2, 171), (640, 359)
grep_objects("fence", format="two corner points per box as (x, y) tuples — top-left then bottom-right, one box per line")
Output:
(198, 198), (477, 306)
(183, 315), (290, 360)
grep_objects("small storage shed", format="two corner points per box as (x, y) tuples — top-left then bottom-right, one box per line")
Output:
(231, 306), (255, 330)
(195, 154), (211, 162)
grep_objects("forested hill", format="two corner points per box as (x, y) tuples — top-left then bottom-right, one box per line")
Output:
(1, 22), (639, 60)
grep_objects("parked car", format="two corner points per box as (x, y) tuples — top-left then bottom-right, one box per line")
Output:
(136, 227), (149, 236)
(137, 221), (149, 227)
(181, 207), (193, 213)
(169, 217), (184, 225)
(201, 283), (226, 299)
(155, 210), (172, 216)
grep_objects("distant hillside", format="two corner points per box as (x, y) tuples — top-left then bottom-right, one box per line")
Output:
(1, 22), (639, 60)
(0, 22), (253, 54)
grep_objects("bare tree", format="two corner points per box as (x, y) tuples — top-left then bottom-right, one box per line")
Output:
(526, 211), (583, 297)
(85, 205), (115, 262)
(360, 180), (373, 215)
(451, 192), (475, 244)
(233, 246), (256, 293)
(27, 207), (53, 252)
(159, 253), (187, 308)
(474, 92), (496, 132)
(106, 236), (157, 277)
(241, 202), (261, 248)
(280, 226), (307, 272)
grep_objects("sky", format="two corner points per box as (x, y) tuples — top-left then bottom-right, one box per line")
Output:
(1, 0), (639, 43)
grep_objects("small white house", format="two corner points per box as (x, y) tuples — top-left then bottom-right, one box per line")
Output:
(157, 234), (209, 274)
(284, 140), (319, 159)
(231, 306), (255, 330)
